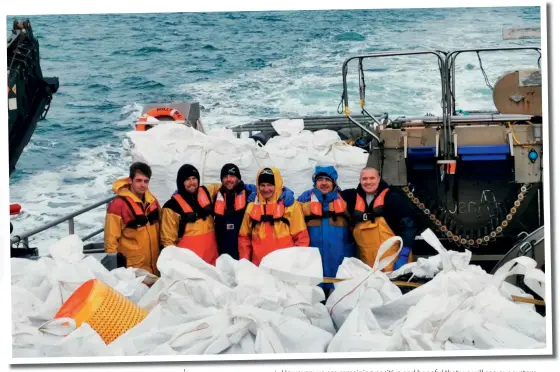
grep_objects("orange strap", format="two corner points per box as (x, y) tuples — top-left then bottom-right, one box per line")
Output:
(272, 202), (285, 218)
(373, 188), (389, 208)
(355, 194), (366, 213)
(250, 201), (285, 222)
(124, 196), (146, 216)
(214, 194), (225, 215)
(173, 187), (211, 213)
(310, 194), (322, 216)
(197, 187), (211, 209)
(332, 196), (346, 214)
(146, 201), (158, 214)
(355, 188), (388, 213)
(173, 194), (194, 213)
(214, 190), (246, 215)
(250, 203), (262, 221)
(310, 193), (346, 216)
(234, 190), (247, 211)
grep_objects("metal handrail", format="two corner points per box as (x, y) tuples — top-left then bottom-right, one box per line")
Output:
(445, 46), (542, 114)
(442, 46), (542, 158)
(340, 50), (448, 148)
(10, 195), (116, 245)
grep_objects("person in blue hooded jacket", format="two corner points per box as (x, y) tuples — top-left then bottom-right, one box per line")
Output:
(297, 165), (356, 297)
(212, 163), (295, 260)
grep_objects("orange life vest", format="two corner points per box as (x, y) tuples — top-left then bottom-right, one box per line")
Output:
(249, 200), (289, 227)
(309, 192), (346, 216)
(304, 192), (349, 225)
(352, 187), (412, 270)
(172, 188), (218, 265)
(214, 189), (247, 215)
(353, 188), (389, 223)
(173, 187), (211, 214)
(119, 196), (160, 229)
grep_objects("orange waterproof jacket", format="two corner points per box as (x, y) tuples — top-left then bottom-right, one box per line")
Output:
(238, 168), (310, 266)
(104, 177), (161, 275)
(160, 184), (220, 265)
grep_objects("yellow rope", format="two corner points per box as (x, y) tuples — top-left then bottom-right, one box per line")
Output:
(507, 121), (536, 149)
(322, 277), (545, 306)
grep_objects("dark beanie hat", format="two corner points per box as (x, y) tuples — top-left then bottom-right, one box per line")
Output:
(177, 164), (200, 194)
(258, 168), (275, 185)
(220, 163), (242, 180)
(315, 171), (334, 183)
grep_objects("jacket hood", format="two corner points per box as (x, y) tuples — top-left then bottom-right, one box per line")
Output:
(312, 165), (338, 184)
(312, 186), (340, 204)
(256, 167), (283, 203)
(112, 177), (156, 203)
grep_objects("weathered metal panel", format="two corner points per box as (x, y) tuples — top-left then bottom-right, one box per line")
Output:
(381, 149), (408, 186)
(514, 146), (543, 183)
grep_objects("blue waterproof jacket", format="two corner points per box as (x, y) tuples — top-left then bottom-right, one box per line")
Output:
(298, 183), (356, 290)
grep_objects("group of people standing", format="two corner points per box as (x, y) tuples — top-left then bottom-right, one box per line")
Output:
(104, 161), (418, 295)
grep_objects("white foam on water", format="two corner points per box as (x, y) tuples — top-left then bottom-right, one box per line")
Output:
(10, 137), (135, 256)
(117, 102), (144, 128)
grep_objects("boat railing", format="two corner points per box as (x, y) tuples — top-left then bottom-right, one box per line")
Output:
(10, 195), (116, 252)
(229, 115), (377, 136)
(341, 50), (448, 149)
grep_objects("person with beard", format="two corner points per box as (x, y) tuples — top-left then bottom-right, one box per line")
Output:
(213, 163), (295, 260)
(104, 162), (161, 275)
(238, 167), (309, 266)
(341, 167), (417, 271)
(297, 165), (355, 296)
(160, 164), (220, 265)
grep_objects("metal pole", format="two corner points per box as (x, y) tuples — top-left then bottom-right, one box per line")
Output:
(391, 114), (534, 123)
(443, 61), (450, 158)
(451, 55), (456, 114)
(538, 188), (541, 226)
(81, 227), (105, 242)
(68, 217), (75, 235)
(347, 115), (382, 144)
(10, 195), (115, 245)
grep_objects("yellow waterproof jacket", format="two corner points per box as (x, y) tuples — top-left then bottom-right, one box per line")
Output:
(238, 168), (310, 266)
(104, 177), (161, 275)
(160, 184), (221, 265)
(345, 184), (414, 271)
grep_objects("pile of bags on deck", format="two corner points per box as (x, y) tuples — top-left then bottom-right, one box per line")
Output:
(107, 246), (335, 356)
(11, 235), (335, 357)
(326, 230), (546, 352)
(10, 229), (546, 358)
(11, 235), (154, 357)
(122, 119), (369, 203)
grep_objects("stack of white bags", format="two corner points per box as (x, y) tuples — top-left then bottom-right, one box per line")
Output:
(122, 119), (369, 203)
(11, 235), (335, 357)
(11, 235), (153, 357)
(326, 230), (546, 352)
(10, 229), (546, 358)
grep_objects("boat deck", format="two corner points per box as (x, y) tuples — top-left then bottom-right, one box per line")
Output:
(229, 115), (372, 137)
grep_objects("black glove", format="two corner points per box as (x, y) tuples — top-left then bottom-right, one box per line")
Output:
(183, 213), (199, 223)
